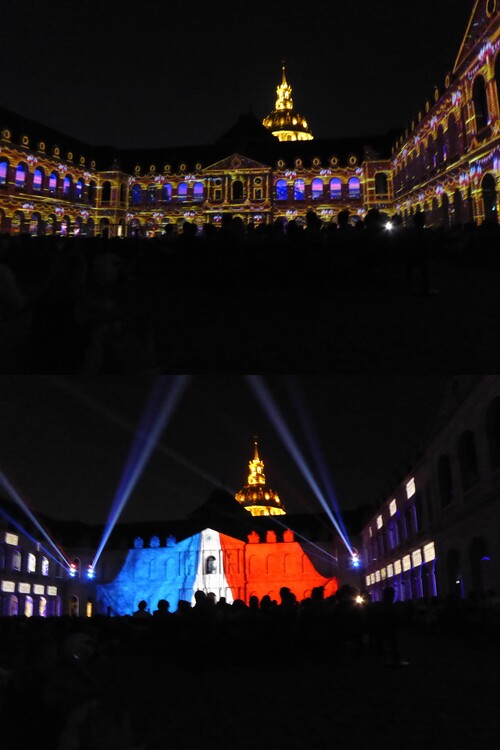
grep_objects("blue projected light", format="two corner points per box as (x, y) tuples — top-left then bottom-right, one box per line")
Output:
(87, 565), (95, 580)
(92, 376), (190, 569)
(96, 533), (202, 615)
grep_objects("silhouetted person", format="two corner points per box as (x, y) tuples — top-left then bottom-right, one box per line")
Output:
(373, 586), (408, 666)
(133, 600), (151, 618)
(153, 599), (171, 618)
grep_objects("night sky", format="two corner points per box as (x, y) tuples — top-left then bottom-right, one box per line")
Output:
(0, 1), (473, 149)
(0, 376), (447, 527)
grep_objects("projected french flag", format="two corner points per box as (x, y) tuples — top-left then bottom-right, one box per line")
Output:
(95, 527), (338, 615)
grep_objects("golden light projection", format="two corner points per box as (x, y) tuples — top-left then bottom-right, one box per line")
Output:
(262, 64), (314, 142)
(235, 439), (286, 516)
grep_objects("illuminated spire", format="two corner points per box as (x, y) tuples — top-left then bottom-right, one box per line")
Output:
(263, 63), (313, 142)
(235, 439), (286, 516)
(275, 62), (294, 111)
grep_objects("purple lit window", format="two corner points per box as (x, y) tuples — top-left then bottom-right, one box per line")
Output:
(348, 177), (361, 199)
(193, 182), (204, 202)
(75, 179), (84, 200)
(131, 184), (142, 205)
(330, 178), (342, 199)
(33, 168), (43, 191)
(294, 179), (305, 200)
(178, 182), (188, 201)
(15, 163), (27, 188)
(275, 179), (287, 200)
(311, 178), (323, 200)
(0, 160), (8, 185)
(63, 176), (72, 196)
(162, 183), (172, 202)
(49, 172), (58, 193)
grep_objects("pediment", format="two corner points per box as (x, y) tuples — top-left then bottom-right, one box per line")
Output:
(203, 153), (270, 172)
(454, 0), (499, 72)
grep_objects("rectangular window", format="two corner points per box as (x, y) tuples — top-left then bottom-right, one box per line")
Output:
(365, 575), (371, 587)
(389, 499), (397, 516)
(387, 563), (394, 578)
(214, 189), (222, 200)
(18, 582), (31, 594)
(370, 573), (375, 585)
(375, 570), (381, 582)
(411, 549), (422, 567)
(254, 188), (263, 200)
(5, 533), (18, 546)
(47, 586), (58, 596)
(402, 554), (411, 571)
(381, 567), (387, 580)
(1, 580), (15, 592)
(394, 559), (402, 575)
(33, 584), (44, 595)
(423, 542), (436, 563)
(406, 478), (416, 498)
(377, 515), (383, 529)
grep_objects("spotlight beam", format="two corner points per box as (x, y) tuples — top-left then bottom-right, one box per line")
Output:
(283, 376), (350, 542)
(92, 376), (190, 568)
(0, 471), (72, 566)
(0, 506), (71, 570)
(245, 376), (354, 556)
(47, 376), (222, 489)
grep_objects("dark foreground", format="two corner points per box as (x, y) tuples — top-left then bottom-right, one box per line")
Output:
(1, 602), (499, 749)
(2, 222), (500, 373)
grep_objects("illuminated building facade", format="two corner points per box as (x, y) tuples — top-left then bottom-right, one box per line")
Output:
(362, 376), (500, 602)
(392, 0), (500, 226)
(0, 2), (497, 237)
(234, 440), (286, 517)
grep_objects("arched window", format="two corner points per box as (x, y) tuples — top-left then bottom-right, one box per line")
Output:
(330, 177), (342, 199)
(348, 177), (361, 198)
(75, 179), (84, 200)
(206, 555), (217, 574)
(447, 114), (458, 157)
(119, 183), (127, 204)
(486, 397), (500, 469)
(131, 184), (142, 205)
(232, 180), (244, 201)
(375, 173), (388, 195)
(0, 159), (9, 186)
(145, 183), (156, 205)
(193, 182), (204, 202)
(12, 550), (21, 571)
(63, 175), (72, 197)
(32, 168), (44, 191)
(24, 596), (33, 617)
(275, 179), (287, 200)
(311, 178), (323, 200)
(101, 181), (112, 204)
(41, 556), (49, 576)
(436, 125), (446, 163)
(473, 75), (489, 130)
(162, 183), (172, 202)
(294, 179), (305, 200)
(437, 455), (453, 507)
(49, 172), (58, 194)
(88, 180), (97, 205)
(9, 595), (18, 616)
(177, 182), (188, 201)
(27, 552), (36, 573)
(458, 430), (479, 491)
(39, 596), (47, 617)
(482, 174), (498, 222)
(15, 163), (27, 188)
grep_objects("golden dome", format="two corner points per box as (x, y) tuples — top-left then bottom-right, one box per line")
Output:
(235, 439), (286, 517)
(262, 64), (313, 142)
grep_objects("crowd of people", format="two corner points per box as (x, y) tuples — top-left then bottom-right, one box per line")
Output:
(1, 210), (500, 374)
(1, 583), (499, 748)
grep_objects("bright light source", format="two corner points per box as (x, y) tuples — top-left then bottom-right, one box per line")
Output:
(355, 595), (364, 604)
(69, 563), (77, 578)
(385, 221), (393, 231)
(87, 565), (95, 580)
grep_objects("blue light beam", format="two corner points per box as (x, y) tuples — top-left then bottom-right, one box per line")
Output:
(283, 376), (350, 542)
(0, 471), (72, 566)
(0, 506), (72, 571)
(245, 376), (354, 556)
(92, 375), (190, 568)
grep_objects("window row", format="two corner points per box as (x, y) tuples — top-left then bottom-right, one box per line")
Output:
(0, 547), (52, 575)
(275, 177), (362, 201)
(0, 160), (97, 202)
